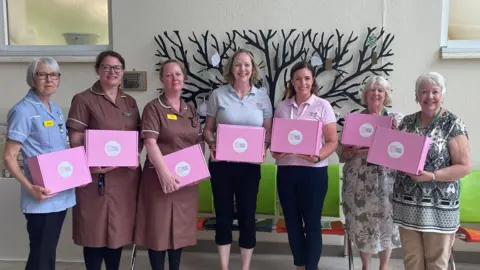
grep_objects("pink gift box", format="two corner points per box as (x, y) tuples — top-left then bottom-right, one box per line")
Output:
(162, 144), (210, 188)
(270, 118), (323, 156)
(27, 146), (92, 194)
(367, 127), (431, 175)
(341, 113), (393, 147)
(215, 124), (265, 163)
(85, 129), (138, 167)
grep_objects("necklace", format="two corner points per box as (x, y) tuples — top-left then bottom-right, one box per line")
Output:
(415, 107), (442, 132)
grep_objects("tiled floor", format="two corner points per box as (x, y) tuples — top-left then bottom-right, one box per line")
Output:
(0, 251), (478, 270)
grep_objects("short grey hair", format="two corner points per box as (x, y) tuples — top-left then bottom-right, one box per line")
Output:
(415, 72), (446, 98)
(26, 57), (61, 89)
(360, 76), (393, 106)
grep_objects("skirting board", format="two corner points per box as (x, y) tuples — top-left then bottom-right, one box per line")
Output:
(127, 241), (480, 265)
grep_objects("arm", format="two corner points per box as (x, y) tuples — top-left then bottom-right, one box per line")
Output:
(434, 135), (471, 182)
(319, 122), (338, 160)
(263, 117), (272, 150)
(3, 140), (53, 200)
(144, 138), (179, 193)
(202, 115), (217, 159)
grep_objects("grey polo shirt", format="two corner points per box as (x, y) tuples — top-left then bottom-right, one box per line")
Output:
(206, 84), (273, 127)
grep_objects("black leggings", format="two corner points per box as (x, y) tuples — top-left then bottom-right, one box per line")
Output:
(148, 248), (183, 270)
(83, 247), (123, 270)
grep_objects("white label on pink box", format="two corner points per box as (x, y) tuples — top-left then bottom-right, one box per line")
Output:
(387, 141), (404, 158)
(288, 130), (303, 145)
(233, 138), (248, 153)
(57, 161), (74, 178)
(175, 161), (191, 177)
(359, 123), (375, 137)
(105, 141), (122, 157)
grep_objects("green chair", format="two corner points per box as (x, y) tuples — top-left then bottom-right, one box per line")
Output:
(449, 170), (480, 269)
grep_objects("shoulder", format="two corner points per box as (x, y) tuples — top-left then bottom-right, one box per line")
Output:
(71, 88), (93, 104)
(312, 96), (333, 110)
(401, 112), (417, 123)
(8, 98), (34, 118)
(211, 85), (230, 97)
(143, 98), (161, 112)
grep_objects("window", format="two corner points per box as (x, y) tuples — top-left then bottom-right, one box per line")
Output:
(441, 0), (480, 58)
(0, 0), (111, 59)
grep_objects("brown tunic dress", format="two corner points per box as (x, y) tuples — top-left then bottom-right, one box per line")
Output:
(66, 81), (141, 248)
(134, 94), (203, 251)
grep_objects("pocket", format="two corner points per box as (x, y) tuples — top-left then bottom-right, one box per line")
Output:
(29, 117), (49, 146)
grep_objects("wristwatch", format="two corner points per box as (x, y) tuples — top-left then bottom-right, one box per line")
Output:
(314, 156), (321, 163)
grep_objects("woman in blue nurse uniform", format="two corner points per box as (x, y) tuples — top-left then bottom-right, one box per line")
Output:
(2, 57), (75, 270)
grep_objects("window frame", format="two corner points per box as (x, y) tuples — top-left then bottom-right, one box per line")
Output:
(0, 0), (112, 58)
(441, 0), (480, 59)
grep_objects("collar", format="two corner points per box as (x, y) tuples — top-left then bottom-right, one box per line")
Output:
(158, 93), (188, 114)
(89, 80), (127, 98)
(287, 94), (316, 107)
(24, 89), (54, 107)
(227, 84), (258, 95)
(361, 108), (389, 116)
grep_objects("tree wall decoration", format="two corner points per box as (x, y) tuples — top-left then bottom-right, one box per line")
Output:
(154, 27), (394, 129)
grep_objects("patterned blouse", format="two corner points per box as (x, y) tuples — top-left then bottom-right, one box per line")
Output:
(392, 110), (468, 233)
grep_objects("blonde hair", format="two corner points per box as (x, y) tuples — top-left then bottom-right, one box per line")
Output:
(223, 49), (260, 86)
(360, 76), (393, 106)
(159, 59), (188, 80)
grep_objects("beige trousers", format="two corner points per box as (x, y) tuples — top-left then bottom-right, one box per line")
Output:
(399, 227), (455, 270)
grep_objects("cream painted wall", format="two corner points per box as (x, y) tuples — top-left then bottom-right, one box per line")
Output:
(0, 0), (480, 262)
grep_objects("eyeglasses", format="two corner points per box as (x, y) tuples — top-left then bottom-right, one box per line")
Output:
(36, 72), (61, 81)
(100, 64), (124, 73)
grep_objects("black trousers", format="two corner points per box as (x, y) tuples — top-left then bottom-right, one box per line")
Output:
(24, 210), (67, 270)
(83, 247), (123, 270)
(148, 248), (183, 270)
(209, 161), (261, 249)
(277, 166), (328, 270)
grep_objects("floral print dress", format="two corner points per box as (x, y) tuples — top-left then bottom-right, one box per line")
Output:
(338, 110), (402, 254)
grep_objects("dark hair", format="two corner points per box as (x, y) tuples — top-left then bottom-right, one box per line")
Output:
(283, 61), (318, 99)
(94, 50), (126, 70)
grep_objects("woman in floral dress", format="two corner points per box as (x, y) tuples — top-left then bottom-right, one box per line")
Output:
(338, 76), (402, 270)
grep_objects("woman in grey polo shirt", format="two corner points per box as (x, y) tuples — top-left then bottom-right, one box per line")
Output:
(203, 49), (273, 270)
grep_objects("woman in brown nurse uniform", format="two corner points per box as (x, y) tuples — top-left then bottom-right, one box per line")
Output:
(66, 51), (141, 270)
(134, 59), (204, 270)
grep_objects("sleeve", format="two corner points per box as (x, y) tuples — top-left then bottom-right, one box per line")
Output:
(141, 102), (161, 140)
(262, 94), (273, 119)
(320, 100), (337, 124)
(66, 94), (90, 132)
(6, 107), (30, 144)
(206, 89), (219, 117)
(447, 116), (468, 140)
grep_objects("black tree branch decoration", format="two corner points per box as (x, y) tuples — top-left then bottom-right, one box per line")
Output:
(154, 27), (395, 128)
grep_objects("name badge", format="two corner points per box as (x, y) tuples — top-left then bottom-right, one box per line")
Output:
(167, 114), (178, 120)
(123, 112), (132, 117)
(43, 120), (54, 127)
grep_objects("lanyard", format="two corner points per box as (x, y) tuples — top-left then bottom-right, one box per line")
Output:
(290, 104), (309, 119)
(415, 107), (442, 132)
